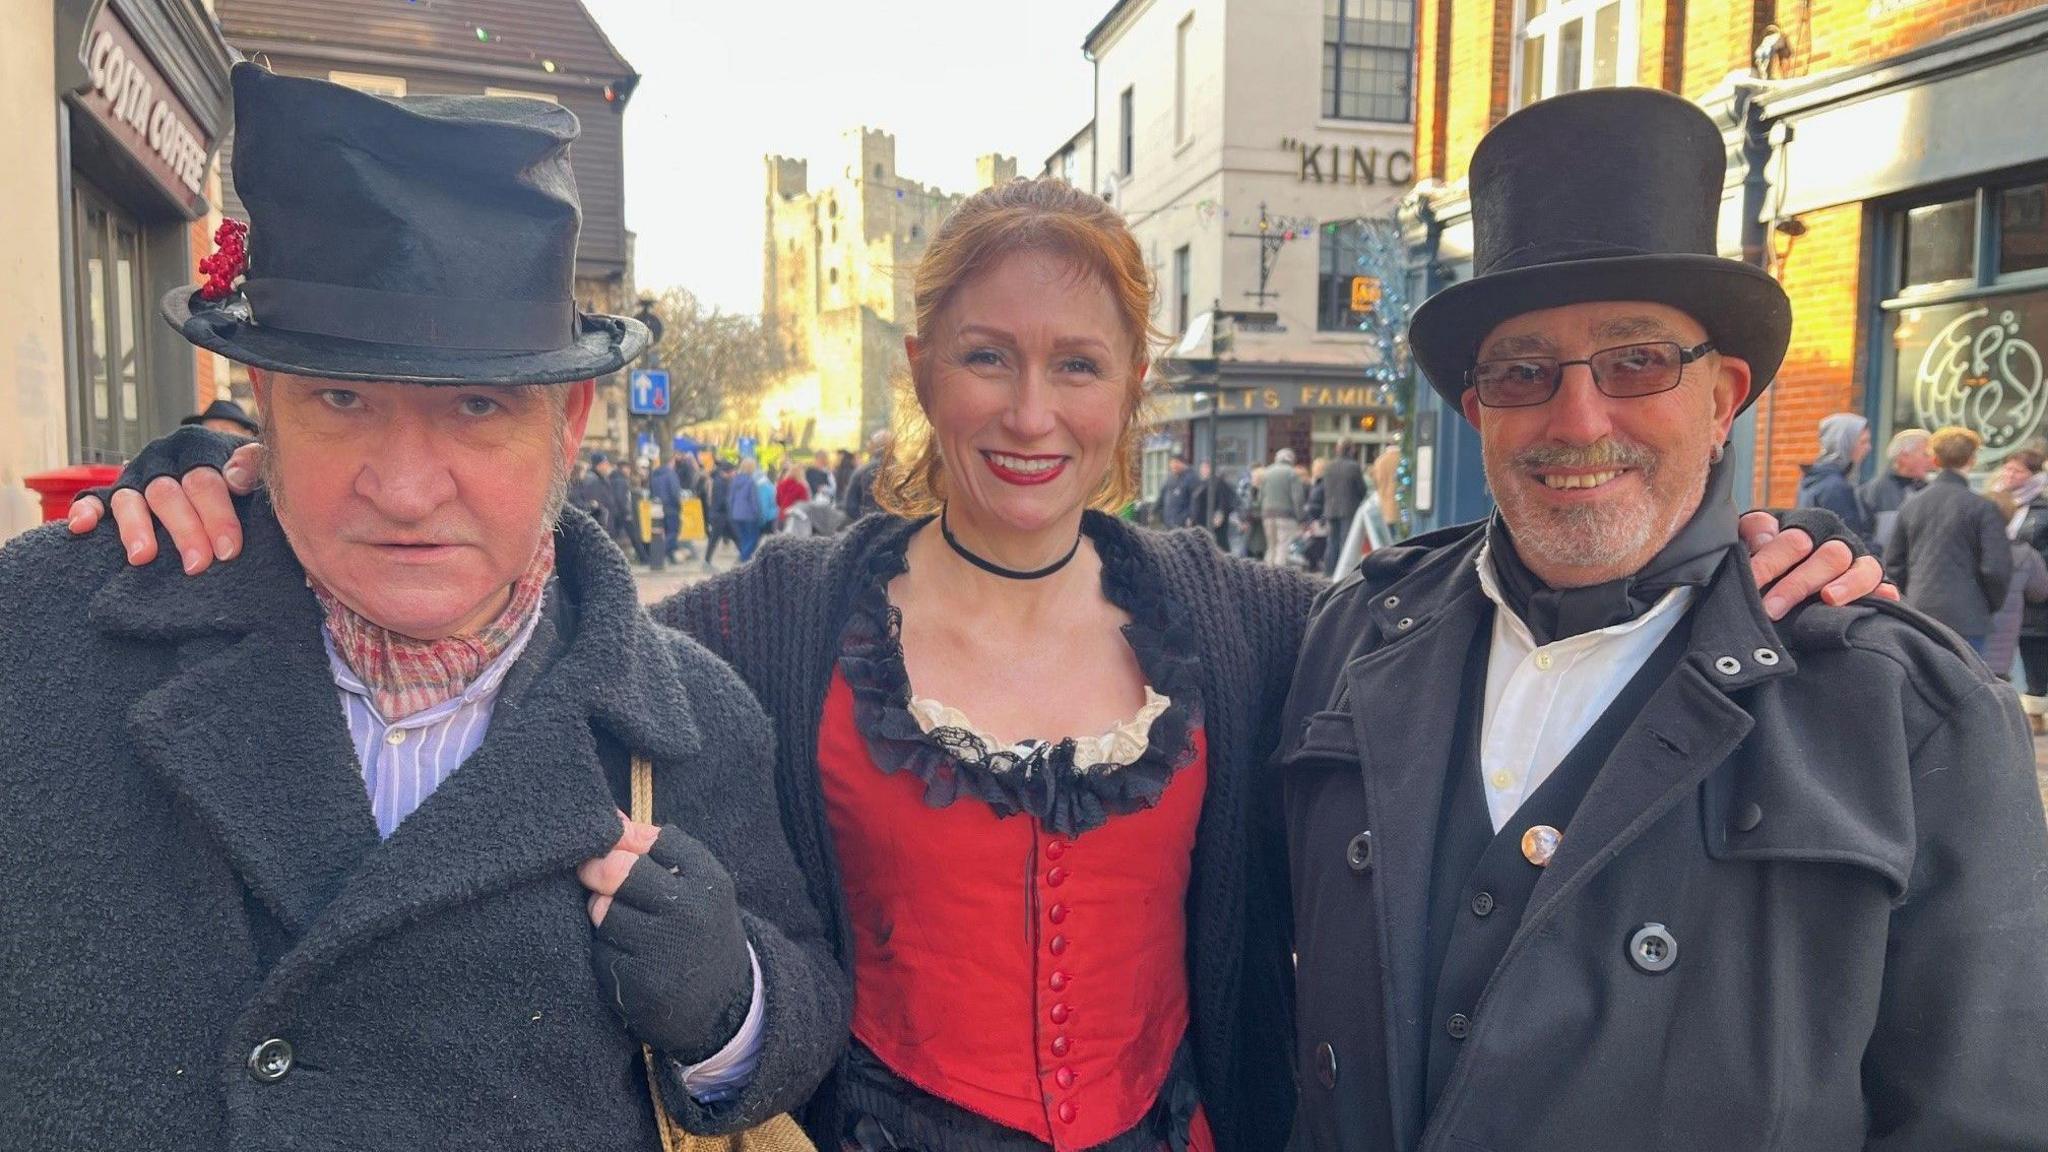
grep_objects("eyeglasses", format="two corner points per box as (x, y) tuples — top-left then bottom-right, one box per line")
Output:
(1467, 341), (1716, 409)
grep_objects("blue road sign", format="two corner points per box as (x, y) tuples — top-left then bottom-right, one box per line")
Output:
(629, 369), (670, 415)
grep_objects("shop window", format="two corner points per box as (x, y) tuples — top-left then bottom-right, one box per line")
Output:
(71, 182), (150, 461)
(1882, 176), (2048, 473)
(2001, 181), (2048, 276)
(1900, 197), (1976, 288)
(1318, 219), (1373, 331)
(1323, 0), (1414, 122)
(1515, 0), (1634, 108)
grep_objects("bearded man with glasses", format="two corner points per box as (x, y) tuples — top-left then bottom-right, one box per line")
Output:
(1275, 88), (2048, 1151)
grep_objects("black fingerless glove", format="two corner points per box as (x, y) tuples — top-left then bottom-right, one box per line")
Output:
(591, 827), (755, 1063)
(93, 425), (242, 507)
(1758, 506), (1872, 561)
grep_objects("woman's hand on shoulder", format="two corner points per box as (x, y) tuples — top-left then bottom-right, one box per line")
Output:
(67, 442), (265, 573)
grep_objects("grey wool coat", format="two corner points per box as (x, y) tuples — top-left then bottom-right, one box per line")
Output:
(1885, 469), (2013, 638)
(1277, 521), (2048, 1152)
(0, 500), (848, 1151)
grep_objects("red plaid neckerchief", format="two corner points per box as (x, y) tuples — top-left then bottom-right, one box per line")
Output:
(314, 537), (556, 720)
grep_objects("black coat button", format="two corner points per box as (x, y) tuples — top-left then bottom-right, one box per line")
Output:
(1314, 1041), (1338, 1089)
(1471, 891), (1495, 917)
(1734, 802), (1764, 832)
(247, 1037), (293, 1082)
(1629, 923), (1679, 973)
(1446, 1013), (1471, 1040)
(1346, 831), (1373, 872)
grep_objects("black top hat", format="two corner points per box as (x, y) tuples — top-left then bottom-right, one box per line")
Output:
(180, 398), (260, 436)
(1408, 88), (1790, 415)
(161, 65), (647, 385)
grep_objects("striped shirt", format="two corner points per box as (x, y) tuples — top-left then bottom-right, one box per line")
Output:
(324, 597), (761, 1100)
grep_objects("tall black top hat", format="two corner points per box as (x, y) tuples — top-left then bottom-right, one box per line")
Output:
(162, 64), (648, 385)
(1407, 87), (1790, 415)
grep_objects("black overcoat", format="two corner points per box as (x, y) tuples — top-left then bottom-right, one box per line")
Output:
(1276, 522), (2048, 1152)
(0, 501), (848, 1151)
(1885, 470), (2013, 639)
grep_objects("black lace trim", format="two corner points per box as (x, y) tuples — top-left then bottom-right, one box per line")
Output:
(839, 1040), (1204, 1152)
(837, 512), (1205, 838)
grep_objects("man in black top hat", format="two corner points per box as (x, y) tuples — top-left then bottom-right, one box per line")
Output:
(1, 65), (845, 1150)
(1275, 88), (2048, 1151)
(183, 398), (261, 438)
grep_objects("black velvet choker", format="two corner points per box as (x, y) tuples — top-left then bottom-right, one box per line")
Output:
(1487, 452), (1739, 645)
(940, 506), (1081, 581)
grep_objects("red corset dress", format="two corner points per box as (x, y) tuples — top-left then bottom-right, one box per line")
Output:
(819, 542), (1213, 1152)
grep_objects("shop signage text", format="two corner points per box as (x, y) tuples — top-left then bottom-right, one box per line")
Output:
(1897, 292), (2048, 466)
(1213, 384), (1388, 414)
(78, 8), (210, 204)
(1281, 138), (1415, 187)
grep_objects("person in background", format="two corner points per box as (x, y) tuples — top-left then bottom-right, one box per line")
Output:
(834, 448), (858, 502)
(1859, 427), (1933, 549)
(842, 429), (890, 523)
(1300, 458), (1329, 572)
(776, 458), (812, 530)
(1156, 454), (1196, 529)
(1238, 464), (1265, 560)
(1887, 426), (2012, 654)
(1258, 448), (1306, 567)
(702, 457), (737, 570)
(649, 455), (691, 567)
(1188, 460), (1237, 552)
(1372, 443), (1403, 538)
(728, 456), (767, 563)
(1320, 443), (1366, 575)
(806, 450), (836, 503)
(1983, 489), (2048, 686)
(1795, 412), (1875, 546)
(573, 452), (616, 536)
(591, 453), (634, 556)
(181, 398), (261, 439)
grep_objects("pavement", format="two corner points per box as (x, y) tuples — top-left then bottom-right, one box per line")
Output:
(631, 546), (741, 606)
(2037, 732), (2048, 813)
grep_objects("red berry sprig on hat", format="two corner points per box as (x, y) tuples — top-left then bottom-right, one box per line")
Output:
(196, 219), (249, 301)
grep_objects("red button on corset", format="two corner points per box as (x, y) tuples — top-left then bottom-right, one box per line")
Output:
(817, 671), (1208, 1151)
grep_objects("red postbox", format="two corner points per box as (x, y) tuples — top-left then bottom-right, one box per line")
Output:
(23, 465), (122, 523)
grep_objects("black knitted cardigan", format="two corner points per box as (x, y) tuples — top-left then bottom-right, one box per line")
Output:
(653, 511), (1320, 1152)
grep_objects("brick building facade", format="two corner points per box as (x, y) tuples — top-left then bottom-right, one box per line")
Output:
(1401, 0), (2048, 529)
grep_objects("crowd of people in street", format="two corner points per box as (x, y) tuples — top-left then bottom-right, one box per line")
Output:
(1151, 441), (1404, 577)
(564, 435), (891, 572)
(1797, 415), (2048, 728)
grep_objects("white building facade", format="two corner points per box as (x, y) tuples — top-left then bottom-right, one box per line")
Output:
(1069, 0), (1417, 494)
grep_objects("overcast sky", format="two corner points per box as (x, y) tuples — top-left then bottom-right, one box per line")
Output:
(581, 0), (1106, 316)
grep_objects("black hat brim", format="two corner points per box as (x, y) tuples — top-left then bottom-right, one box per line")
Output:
(1408, 253), (1790, 418)
(162, 285), (649, 385)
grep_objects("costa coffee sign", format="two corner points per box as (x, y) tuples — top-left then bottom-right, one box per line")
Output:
(75, 5), (211, 210)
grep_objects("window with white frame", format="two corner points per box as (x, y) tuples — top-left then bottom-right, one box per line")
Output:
(1514, 0), (1637, 108)
(1323, 0), (1415, 122)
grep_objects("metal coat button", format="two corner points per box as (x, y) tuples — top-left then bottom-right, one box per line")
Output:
(1629, 923), (1679, 973)
(1346, 831), (1373, 873)
(1471, 891), (1495, 917)
(1314, 1041), (1338, 1089)
(1383, 594), (1400, 609)
(1734, 802), (1764, 833)
(1446, 1013), (1471, 1040)
(1714, 655), (1742, 676)
(1396, 616), (1415, 631)
(1753, 647), (1780, 666)
(247, 1037), (293, 1082)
